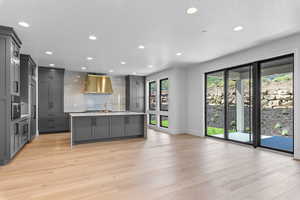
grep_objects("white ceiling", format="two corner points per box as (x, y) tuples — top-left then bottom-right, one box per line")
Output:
(0, 0), (300, 75)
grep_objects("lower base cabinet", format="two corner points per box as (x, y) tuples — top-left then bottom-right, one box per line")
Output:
(72, 115), (145, 144)
(125, 116), (144, 136)
(10, 119), (29, 158)
(94, 117), (110, 139)
(111, 116), (125, 138)
(39, 114), (69, 133)
(73, 117), (93, 141)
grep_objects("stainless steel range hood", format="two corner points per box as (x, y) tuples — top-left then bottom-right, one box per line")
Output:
(85, 74), (113, 94)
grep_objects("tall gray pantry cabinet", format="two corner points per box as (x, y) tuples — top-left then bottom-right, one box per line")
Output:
(0, 26), (22, 165)
(38, 67), (69, 133)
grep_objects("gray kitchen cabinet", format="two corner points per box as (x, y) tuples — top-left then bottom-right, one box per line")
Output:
(126, 76), (145, 112)
(10, 122), (19, 157)
(0, 26), (22, 165)
(30, 81), (37, 140)
(20, 55), (29, 111)
(10, 41), (21, 96)
(125, 115), (144, 136)
(38, 67), (68, 133)
(94, 117), (110, 139)
(110, 116), (125, 138)
(72, 114), (145, 144)
(73, 117), (93, 141)
(20, 54), (36, 117)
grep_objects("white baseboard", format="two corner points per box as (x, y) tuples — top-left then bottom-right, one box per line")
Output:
(185, 129), (204, 137)
(294, 153), (300, 160)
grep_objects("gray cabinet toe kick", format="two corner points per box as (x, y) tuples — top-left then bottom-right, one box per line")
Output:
(71, 114), (146, 145)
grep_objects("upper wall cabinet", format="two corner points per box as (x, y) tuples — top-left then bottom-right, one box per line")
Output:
(126, 76), (145, 112)
(10, 39), (21, 96)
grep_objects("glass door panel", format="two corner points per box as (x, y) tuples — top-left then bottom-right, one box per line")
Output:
(260, 56), (294, 152)
(227, 66), (253, 143)
(206, 71), (225, 138)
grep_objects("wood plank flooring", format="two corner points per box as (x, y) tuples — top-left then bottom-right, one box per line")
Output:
(0, 129), (300, 200)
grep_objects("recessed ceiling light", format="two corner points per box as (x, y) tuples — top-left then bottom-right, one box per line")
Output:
(89, 35), (97, 40)
(186, 7), (198, 14)
(81, 67), (87, 70)
(121, 61), (126, 65)
(45, 51), (53, 55)
(132, 72), (137, 75)
(86, 57), (93, 60)
(18, 21), (30, 28)
(176, 52), (183, 56)
(233, 26), (244, 31)
(49, 64), (55, 67)
(148, 65), (153, 68)
(138, 45), (145, 49)
(109, 70), (114, 73)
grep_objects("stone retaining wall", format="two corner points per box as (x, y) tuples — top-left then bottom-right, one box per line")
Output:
(207, 105), (293, 136)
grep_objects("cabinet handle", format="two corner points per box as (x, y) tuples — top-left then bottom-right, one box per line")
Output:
(14, 50), (19, 57)
(15, 123), (19, 135)
(48, 102), (54, 109)
(13, 81), (19, 93)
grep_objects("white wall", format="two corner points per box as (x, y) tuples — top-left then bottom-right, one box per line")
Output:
(186, 33), (300, 159)
(146, 67), (187, 134)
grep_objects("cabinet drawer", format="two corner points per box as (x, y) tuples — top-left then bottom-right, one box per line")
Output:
(39, 116), (68, 133)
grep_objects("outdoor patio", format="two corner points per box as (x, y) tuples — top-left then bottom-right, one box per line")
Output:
(213, 132), (293, 152)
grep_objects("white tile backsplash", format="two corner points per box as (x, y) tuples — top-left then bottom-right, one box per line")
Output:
(64, 71), (126, 112)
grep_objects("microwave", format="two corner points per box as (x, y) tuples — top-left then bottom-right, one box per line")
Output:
(11, 96), (21, 120)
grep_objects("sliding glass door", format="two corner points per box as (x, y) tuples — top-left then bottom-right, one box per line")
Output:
(205, 54), (294, 153)
(226, 66), (253, 143)
(259, 56), (294, 152)
(206, 71), (225, 138)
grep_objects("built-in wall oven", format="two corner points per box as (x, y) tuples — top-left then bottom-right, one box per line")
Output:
(11, 95), (21, 120)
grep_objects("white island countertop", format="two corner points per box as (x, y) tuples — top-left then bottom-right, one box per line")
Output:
(69, 111), (146, 117)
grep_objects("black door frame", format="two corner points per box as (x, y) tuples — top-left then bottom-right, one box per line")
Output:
(204, 53), (294, 154)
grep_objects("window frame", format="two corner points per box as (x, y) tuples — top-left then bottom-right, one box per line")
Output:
(160, 115), (169, 128)
(148, 81), (157, 111)
(159, 78), (169, 111)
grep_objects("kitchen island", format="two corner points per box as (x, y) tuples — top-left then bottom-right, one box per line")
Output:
(70, 112), (147, 146)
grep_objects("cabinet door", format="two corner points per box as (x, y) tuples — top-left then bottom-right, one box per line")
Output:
(10, 42), (20, 96)
(38, 71), (49, 117)
(48, 70), (64, 115)
(94, 117), (110, 139)
(136, 78), (145, 112)
(73, 117), (93, 141)
(130, 78), (138, 111)
(127, 76), (145, 112)
(30, 82), (36, 140)
(10, 129), (15, 157)
(111, 116), (125, 138)
(125, 115), (144, 136)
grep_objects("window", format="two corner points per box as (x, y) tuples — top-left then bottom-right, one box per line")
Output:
(149, 114), (157, 125)
(149, 81), (157, 110)
(160, 78), (169, 111)
(160, 115), (169, 128)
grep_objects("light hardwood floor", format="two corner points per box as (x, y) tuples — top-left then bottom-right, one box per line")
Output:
(0, 129), (300, 200)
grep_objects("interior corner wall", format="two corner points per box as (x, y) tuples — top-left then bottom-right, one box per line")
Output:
(186, 33), (300, 159)
(146, 67), (187, 134)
